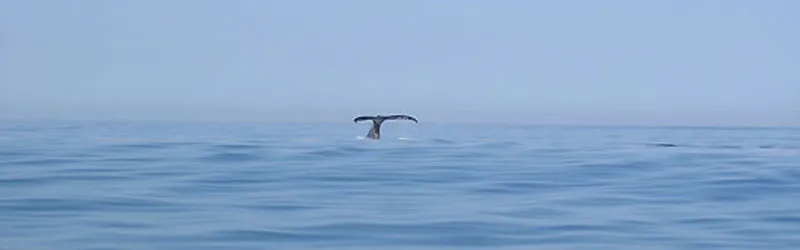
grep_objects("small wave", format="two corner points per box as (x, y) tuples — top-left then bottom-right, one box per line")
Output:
(7, 158), (82, 166)
(644, 143), (800, 152)
(301, 145), (372, 158)
(198, 152), (261, 162)
(675, 217), (738, 227)
(474, 140), (521, 148)
(0, 177), (42, 186)
(237, 204), (319, 212)
(201, 228), (343, 242)
(91, 220), (153, 229)
(287, 221), (622, 246)
(431, 138), (456, 144)
(757, 144), (800, 150)
(111, 142), (180, 149)
(0, 150), (36, 157)
(0, 198), (98, 213)
(98, 157), (163, 163)
(296, 221), (523, 236)
(760, 215), (800, 225)
(474, 181), (554, 195)
(304, 149), (349, 157)
(0, 197), (182, 214)
(113, 143), (166, 149)
(354, 136), (415, 141)
(209, 143), (263, 150)
(491, 207), (570, 219)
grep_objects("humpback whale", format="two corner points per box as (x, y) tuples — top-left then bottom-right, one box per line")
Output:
(353, 114), (418, 139)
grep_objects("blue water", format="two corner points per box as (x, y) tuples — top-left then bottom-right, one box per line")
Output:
(1, 121), (799, 250)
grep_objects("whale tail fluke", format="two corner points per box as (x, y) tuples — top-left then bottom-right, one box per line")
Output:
(353, 114), (418, 123)
(353, 114), (418, 140)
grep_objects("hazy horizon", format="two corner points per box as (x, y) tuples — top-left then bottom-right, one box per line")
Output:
(2, 1), (798, 127)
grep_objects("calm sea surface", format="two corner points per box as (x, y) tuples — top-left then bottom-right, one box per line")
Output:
(1, 121), (799, 250)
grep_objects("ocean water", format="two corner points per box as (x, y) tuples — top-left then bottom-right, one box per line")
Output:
(1, 121), (799, 250)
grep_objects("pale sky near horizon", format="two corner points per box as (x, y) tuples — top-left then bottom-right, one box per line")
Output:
(1, 0), (798, 126)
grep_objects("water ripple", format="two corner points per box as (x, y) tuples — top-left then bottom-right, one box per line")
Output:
(0, 122), (798, 250)
(199, 152), (262, 162)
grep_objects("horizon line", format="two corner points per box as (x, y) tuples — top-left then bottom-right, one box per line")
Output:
(2, 117), (798, 130)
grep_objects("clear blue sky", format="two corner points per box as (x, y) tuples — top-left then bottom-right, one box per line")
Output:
(1, 0), (798, 126)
